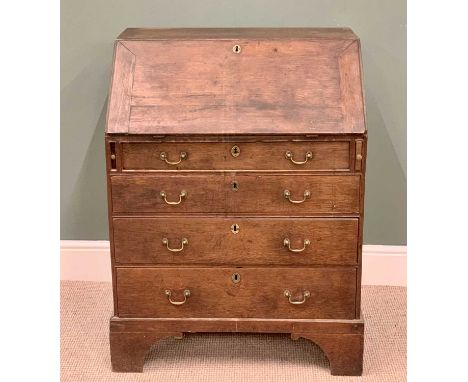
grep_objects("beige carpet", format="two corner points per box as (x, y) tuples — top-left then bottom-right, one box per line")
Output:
(61, 281), (406, 382)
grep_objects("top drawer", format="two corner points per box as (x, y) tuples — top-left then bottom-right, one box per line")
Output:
(121, 141), (350, 172)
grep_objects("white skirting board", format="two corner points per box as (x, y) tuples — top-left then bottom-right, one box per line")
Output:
(60, 241), (406, 286)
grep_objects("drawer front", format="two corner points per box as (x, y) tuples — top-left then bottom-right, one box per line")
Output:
(121, 141), (350, 171)
(116, 267), (357, 319)
(111, 174), (226, 213)
(110, 174), (360, 214)
(113, 217), (358, 265)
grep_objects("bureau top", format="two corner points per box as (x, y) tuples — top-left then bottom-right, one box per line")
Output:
(117, 28), (359, 41)
(106, 28), (366, 135)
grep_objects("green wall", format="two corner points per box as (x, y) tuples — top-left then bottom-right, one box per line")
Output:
(61, 0), (406, 244)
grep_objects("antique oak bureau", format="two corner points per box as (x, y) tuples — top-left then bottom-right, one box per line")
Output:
(105, 28), (367, 376)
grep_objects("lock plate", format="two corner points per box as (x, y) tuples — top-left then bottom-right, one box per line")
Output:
(231, 180), (239, 191)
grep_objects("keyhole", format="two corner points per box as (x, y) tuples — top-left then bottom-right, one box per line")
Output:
(232, 44), (241, 53)
(231, 180), (239, 191)
(231, 273), (241, 283)
(231, 223), (240, 234)
(231, 145), (240, 157)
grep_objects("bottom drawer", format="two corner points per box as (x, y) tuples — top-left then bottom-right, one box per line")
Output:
(116, 267), (357, 319)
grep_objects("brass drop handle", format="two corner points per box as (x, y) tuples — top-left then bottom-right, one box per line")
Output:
(160, 151), (187, 165)
(285, 151), (313, 165)
(165, 289), (191, 306)
(160, 190), (187, 205)
(283, 238), (311, 253)
(284, 290), (311, 305)
(162, 238), (188, 252)
(283, 189), (311, 204)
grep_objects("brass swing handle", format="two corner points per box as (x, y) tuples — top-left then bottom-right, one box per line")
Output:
(283, 189), (311, 204)
(160, 151), (187, 165)
(284, 290), (311, 305)
(285, 151), (313, 165)
(162, 237), (188, 252)
(160, 190), (187, 205)
(283, 238), (311, 253)
(165, 289), (191, 305)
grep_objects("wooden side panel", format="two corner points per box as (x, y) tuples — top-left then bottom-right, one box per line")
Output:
(339, 41), (365, 134)
(116, 267), (357, 319)
(121, 141), (350, 171)
(354, 139), (363, 171)
(113, 217), (359, 265)
(106, 43), (135, 133)
(355, 134), (368, 317)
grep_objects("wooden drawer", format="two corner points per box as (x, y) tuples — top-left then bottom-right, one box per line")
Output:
(110, 174), (360, 214)
(116, 267), (357, 319)
(121, 141), (350, 171)
(113, 217), (359, 265)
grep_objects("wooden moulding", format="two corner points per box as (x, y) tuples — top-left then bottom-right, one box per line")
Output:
(109, 317), (364, 376)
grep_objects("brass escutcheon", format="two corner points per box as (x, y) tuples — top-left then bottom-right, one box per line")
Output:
(231, 145), (240, 157)
(231, 180), (239, 191)
(231, 273), (241, 283)
(232, 44), (241, 53)
(231, 223), (240, 234)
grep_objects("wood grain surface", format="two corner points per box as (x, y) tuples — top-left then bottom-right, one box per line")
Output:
(115, 267), (357, 319)
(113, 217), (359, 265)
(117, 27), (359, 41)
(292, 332), (364, 375)
(109, 316), (365, 334)
(106, 34), (365, 135)
(110, 174), (361, 214)
(121, 141), (350, 171)
(109, 315), (364, 374)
